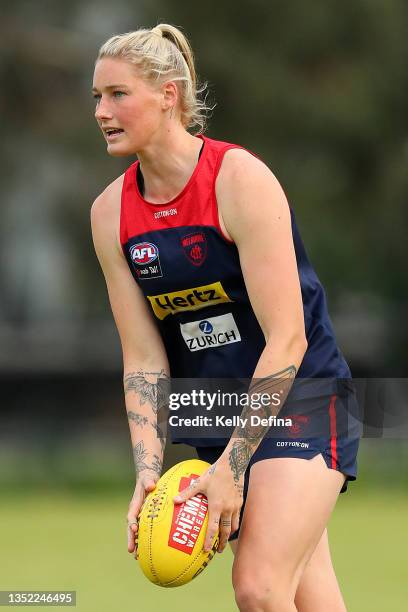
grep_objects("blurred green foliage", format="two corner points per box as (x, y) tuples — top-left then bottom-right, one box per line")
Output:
(1, 0), (407, 372)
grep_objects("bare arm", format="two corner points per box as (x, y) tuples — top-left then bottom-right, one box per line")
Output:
(217, 148), (308, 479)
(175, 150), (308, 552)
(90, 181), (169, 553)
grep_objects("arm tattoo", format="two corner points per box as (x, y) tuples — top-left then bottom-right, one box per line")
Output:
(228, 365), (297, 476)
(132, 440), (150, 477)
(248, 365), (296, 401)
(124, 369), (169, 414)
(151, 421), (166, 450)
(239, 365), (297, 438)
(228, 441), (252, 482)
(151, 454), (163, 477)
(127, 411), (148, 427)
(132, 442), (163, 479)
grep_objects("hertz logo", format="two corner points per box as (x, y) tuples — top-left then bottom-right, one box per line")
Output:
(147, 282), (232, 320)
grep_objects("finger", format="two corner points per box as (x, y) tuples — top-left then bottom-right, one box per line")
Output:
(127, 481), (156, 553)
(134, 532), (139, 560)
(128, 488), (144, 520)
(217, 513), (232, 553)
(127, 509), (139, 532)
(127, 522), (138, 553)
(127, 499), (142, 553)
(204, 509), (220, 552)
(127, 485), (147, 528)
(173, 477), (201, 504)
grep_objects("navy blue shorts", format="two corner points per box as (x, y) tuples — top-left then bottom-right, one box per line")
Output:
(195, 388), (361, 541)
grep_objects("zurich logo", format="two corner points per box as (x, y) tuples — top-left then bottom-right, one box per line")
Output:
(199, 320), (213, 334)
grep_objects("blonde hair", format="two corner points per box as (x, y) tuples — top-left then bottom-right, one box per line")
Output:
(96, 24), (213, 134)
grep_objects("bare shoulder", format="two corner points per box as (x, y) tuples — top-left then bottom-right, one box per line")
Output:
(90, 173), (125, 255)
(91, 172), (125, 221)
(218, 147), (271, 178)
(216, 147), (285, 199)
(215, 148), (289, 243)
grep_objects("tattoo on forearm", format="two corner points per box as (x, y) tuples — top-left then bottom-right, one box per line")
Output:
(151, 421), (166, 450)
(124, 369), (169, 414)
(127, 411), (148, 426)
(132, 441), (163, 479)
(151, 454), (163, 477)
(132, 440), (150, 477)
(228, 441), (252, 482)
(238, 364), (297, 441)
(248, 365), (296, 401)
(228, 364), (297, 478)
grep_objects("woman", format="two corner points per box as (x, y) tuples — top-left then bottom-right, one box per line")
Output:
(91, 23), (359, 611)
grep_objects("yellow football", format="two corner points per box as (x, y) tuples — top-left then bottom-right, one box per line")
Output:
(137, 459), (219, 587)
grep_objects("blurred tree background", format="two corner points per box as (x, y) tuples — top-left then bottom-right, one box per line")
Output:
(1, 0), (407, 481)
(1, 0), (407, 377)
(1, 2), (407, 610)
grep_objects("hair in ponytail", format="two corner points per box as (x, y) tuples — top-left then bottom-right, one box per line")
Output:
(96, 24), (213, 134)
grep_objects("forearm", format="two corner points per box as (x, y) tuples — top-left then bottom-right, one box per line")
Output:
(222, 335), (307, 480)
(123, 366), (169, 480)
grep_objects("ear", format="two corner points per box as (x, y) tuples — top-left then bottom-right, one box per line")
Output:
(161, 80), (178, 112)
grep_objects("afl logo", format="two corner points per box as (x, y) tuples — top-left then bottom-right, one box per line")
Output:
(199, 320), (213, 334)
(130, 242), (159, 265)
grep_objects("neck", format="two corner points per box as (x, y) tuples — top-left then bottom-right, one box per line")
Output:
(136, 126), (203, 203)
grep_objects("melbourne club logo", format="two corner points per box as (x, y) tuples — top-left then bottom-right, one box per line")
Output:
(286, 415), (310, 436)
(129, 242), (163, 280)
(181, 231), (207, 266)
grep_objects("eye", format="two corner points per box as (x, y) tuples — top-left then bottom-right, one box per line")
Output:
(92, 91), (125, 103)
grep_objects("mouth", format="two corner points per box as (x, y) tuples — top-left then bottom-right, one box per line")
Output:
(104, 128), (124, 141)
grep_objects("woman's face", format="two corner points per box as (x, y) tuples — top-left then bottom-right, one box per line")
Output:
(92, 58), (166, 156)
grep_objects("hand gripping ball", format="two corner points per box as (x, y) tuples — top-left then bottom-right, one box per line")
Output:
(137, 459), (219, 587)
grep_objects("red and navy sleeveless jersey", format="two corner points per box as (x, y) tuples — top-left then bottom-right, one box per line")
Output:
(120, 135), (351, 381)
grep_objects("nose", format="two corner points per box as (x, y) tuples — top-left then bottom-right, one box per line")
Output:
(95, 97), (113, 121)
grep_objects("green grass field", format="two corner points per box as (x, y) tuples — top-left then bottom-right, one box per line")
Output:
(0, 487), (407, 611)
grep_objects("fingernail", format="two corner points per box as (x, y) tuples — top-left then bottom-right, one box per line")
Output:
(173, 496), (181, 503)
